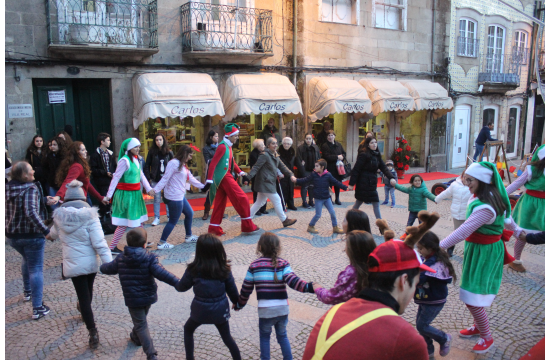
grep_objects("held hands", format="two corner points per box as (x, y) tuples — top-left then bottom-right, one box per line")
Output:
(337, 155), (344, 161)
(232, 303), (241, 312)
(47, 196), (60, 206)
(107, 172), (113, 178)
(239, 171), (247, 177)
(290, 176), (297, 183)
(348, 185), (354, 191)
(102, 196), (110, 205)
(519, 231), (527, 242)
(390, 179), (397, 187)
(312, 282), (322, 291)
(45, 234), (54, 242)
(148, 189), (156, 197)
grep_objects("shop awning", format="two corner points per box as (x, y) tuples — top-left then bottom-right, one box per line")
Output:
(358, 79), (415, 116)
(308, 77), (372, 122)
(132, 72), (225, 129)
(399, 80), (454, 118)
(222, 73), (303, 122)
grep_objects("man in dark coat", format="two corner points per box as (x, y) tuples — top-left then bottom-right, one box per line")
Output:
(89, 132), (117, 216)
(278, 137), (305, 211)
(260, 117), (282, 144)
(315, 121), (332, 149)
(320, 130), (346, 205)
(297, 134), (321, 208)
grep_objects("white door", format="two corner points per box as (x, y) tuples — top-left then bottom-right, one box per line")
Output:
(506, 106), (521, 157)
(452, 107), (470, 168)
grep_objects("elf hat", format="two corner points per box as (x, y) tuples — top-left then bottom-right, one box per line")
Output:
(465, 161), (511, 222)
(118, 138), (141, 161)
(532, 144), (545, 162)
(368, 240), (436, 273)
(224, 123), (240, 137)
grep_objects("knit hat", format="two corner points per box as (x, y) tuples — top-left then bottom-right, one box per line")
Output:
(385, 160), (394, 166)
(118, 138), (141, 161)
(64, 180), (86, 201)
(224, 123), (240, 137)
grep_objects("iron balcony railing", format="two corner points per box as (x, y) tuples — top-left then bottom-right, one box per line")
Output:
(46, 0), (158, 48)
(181, 2), (273, 53)
(457, 36), (479, 58)
(478, 53), (522, 86)
(512, 46), (530, 65)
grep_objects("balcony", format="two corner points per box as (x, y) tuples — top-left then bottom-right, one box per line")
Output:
(478, 53), (522, 92)
(46, 0), (159, 62)
(456, 36), (479, 58)
(181, 1), (273, 64)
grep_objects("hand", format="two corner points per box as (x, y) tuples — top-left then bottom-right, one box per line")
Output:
(102, 196), (110, 205)
(278, 174), (285, 179)
(337, 155), (344, 160)
(45, 234), (53, 241)
(203, 183), (211, 192)
(312, 282), (322, 291)
(348, 185), (354, 191)
(244, 181), (249, 186)
(47, 196), (60, 205)
(302, 161), (305, 166)
(107, 172), (113, 178)
(148, 189), (156, 197)
(390, 179), (397, 187)
(290, 176), (297, 183)
(519, 231), (527, 242)
(239, 171), (246, 177)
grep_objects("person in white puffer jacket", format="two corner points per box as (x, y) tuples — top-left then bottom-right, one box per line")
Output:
(49, 180), (112, 349)
(435, 173), (471, 256)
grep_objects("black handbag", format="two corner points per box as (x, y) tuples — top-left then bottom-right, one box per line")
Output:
(342, 157), (352, 179)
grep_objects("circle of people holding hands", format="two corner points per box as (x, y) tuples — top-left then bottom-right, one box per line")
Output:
(6, 122), (544, 360)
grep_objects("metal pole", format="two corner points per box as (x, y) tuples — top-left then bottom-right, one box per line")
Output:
(293, 0), (297, 86)
(431, 0), (436, 82)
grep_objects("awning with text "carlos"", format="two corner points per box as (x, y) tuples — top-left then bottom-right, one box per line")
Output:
(358, 78), (415, 116)
(399, 80), (454, 118)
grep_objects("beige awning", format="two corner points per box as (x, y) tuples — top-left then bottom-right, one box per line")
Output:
(222, 73), (303, 122)
(358, 79), (415, 116)
(399, 80), (454, 118)
(308, 77), (372, 122)
(132, 72), (225, 129)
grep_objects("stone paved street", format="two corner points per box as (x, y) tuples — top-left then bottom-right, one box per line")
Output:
(5, 178), (545, 360)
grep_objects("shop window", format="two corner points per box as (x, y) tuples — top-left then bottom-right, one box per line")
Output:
(458, 18), (478, 57)
(320, 0), (357, 25)
(374, 0), (406, 31)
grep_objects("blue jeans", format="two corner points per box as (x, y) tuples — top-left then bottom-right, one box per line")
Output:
(309, 198), (337, 227)
(407, 211), (422, 227)
(160, 198), (194, 242)
(151, 181), (169, 219)
(7, 237), (45, 308)
(382, 186), (395, 205)
(473, 143), (485, 162)
(353, 200), (382, 219)
(259, 315), (292, 360)
(416, 304), (447, 355)
(48, 186), (60, 211)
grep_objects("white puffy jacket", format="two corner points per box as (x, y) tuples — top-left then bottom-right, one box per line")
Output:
(50, 203), (112, 278)
(435, 176), (471, 220)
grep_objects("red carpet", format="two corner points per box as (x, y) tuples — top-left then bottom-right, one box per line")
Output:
(146, 171), (457, 215)
(519, 338), (544, 360)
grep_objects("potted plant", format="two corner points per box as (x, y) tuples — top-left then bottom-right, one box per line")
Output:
(390, 136), (412, 179)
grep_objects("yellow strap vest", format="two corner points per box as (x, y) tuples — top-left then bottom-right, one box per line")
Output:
(312, 303), (398, 360)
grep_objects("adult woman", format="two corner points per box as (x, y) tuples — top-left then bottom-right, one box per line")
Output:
(248, 137), (297, 228)
(320, 130), (346, 205)
(57, 131), (73, 148)
(297, 134), (320, 209)
(358, 131), (375, 154)
(439, 162), (521, 354)
(25, 135), (46, 192)
(144, 134), (174, 226)
(348, 136), (396, 219)
(152, 145), (204, 249)
(342, 209), (372, 234)
(42, 136), (67, 211)
(278, 137), (305, 211)
(248, 139), (268, 216)
(103, 138), (153, 254)
(49, 180), (111, 348)
(201, 130), (219, 220)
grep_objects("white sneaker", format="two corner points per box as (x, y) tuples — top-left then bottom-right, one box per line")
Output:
(152, 217), (160, 226)
(157, 242), (174, 250)
(185, 235), (199, 243)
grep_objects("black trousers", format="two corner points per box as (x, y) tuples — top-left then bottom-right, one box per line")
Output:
(280, 176), (295, 208)
(128, 305), (157, 358)
(96, 184), (110, 217)
(71, 273), (97, 330)
(184, 318), (241, 360)
(300, 185), (314, 205)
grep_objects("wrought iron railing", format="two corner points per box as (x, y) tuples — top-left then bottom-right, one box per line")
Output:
(512, 46), (530, 65)
(181, 2), (272, 53)
(478, 53), (521, 86)
(46, 0), (158, 48)
(456, 36), (479, 58)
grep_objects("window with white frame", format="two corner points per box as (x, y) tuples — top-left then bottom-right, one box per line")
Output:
(374, 0), (406, 30)
(458, 18), (478, 57)
(320, 0), (357, 25)
(514, 31), (529, 64)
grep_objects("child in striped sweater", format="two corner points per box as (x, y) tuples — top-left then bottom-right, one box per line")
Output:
(235, 232), (314, 360)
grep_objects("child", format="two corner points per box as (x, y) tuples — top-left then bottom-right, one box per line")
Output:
(236, 232), (315, 360)
(342, 209), (371, 234)
(380, 160), (398, 207)
(294, 159), (348, 234)
(415, 231), (456, 359)
(395, 174), (436, 239)
(176, 233), (241, 360)
(100, 228), (179, 360)
(313, 230), (376, 305)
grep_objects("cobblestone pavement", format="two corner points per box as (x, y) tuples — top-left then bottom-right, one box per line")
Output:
(5, 178), (545, 360)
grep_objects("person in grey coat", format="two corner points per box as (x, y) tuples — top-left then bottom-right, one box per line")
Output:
(246, 137), (297, 228)
(49, 180), (112, 349)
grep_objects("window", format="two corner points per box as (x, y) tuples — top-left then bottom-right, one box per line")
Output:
(457, 18), (478, 57)
(514, 31), (529, 64)
(486, 25), (505, 73)
(321, 0), (357, 24)
(374, 0), (406, 30)
(506, 106), (521, 156)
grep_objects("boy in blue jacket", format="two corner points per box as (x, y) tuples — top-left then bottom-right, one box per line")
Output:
(100, 228), (179, 360)
(294, 159), (348, 234)
(381, 160), (398, 208)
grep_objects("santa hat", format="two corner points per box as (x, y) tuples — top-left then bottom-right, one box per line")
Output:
(224, 123), (240, 137)
(118, 138), (141, 161)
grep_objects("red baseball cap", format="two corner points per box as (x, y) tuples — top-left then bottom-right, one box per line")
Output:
(368, 240), (436, 273)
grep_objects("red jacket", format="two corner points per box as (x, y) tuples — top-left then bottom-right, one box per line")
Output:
(302, 289), (428, 360)
(56, 163), (104, 202)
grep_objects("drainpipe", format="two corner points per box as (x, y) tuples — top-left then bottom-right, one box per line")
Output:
(521, 1), (538, 157)
(293, 0), (297, 86)
(431, 0), (436, 82)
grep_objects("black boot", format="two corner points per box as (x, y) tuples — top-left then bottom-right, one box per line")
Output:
(334, 189), (341, 205)
(89, 328), (99, 349)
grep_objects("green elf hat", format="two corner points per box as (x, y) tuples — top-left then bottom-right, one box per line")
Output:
(118, 138), (141, 161)
(531, 144), (545, 162)
(224, 123), (240, 137)
(465, 161), (512, 223)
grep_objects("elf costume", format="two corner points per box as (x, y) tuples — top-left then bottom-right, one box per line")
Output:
(105, 138), (153, 250)
(206, 123), (258, 236)
(440, 162), (521, 354)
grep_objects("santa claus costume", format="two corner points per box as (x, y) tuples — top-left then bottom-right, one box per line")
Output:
(104, 138), (152, 250)
(505, 145), (545, 272)
(206, 123), (259, 236)
(440, 162), (521, 354)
